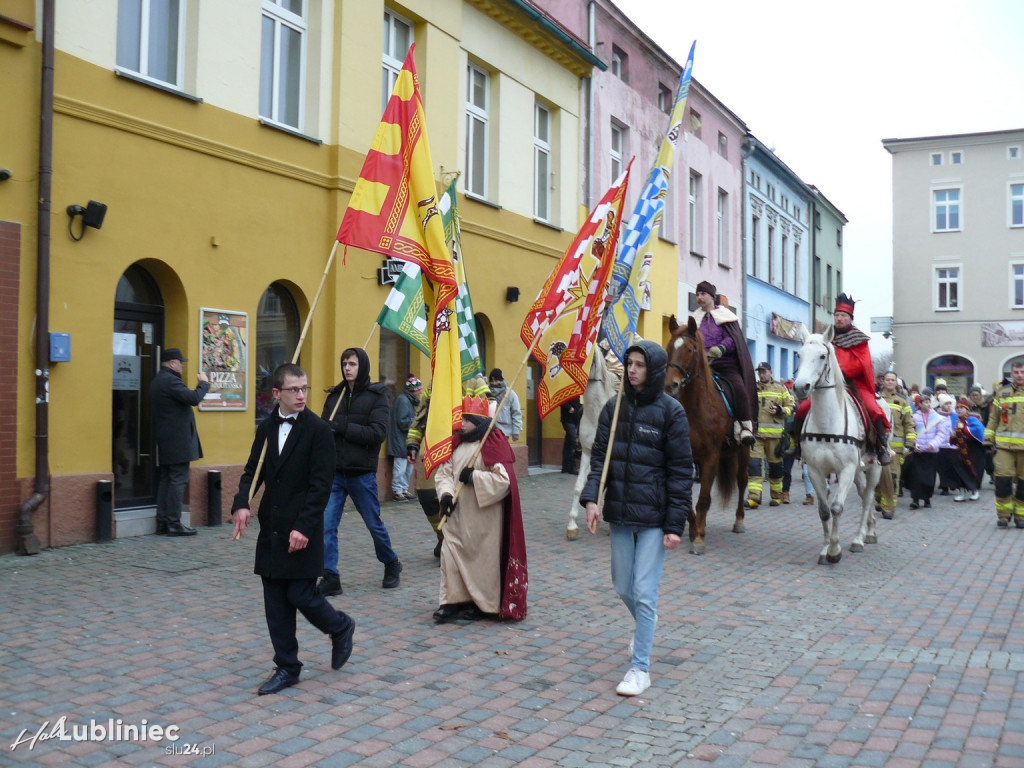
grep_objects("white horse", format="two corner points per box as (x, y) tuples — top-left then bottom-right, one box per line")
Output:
(792, 329), (890, 564)
(565, 349), (619, 540)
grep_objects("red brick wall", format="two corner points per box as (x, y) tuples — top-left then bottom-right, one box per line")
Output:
(0, 222), (21, 554)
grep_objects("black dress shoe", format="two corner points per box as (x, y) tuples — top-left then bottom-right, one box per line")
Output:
(155, 520), (169, 535)
(331, 617), (356, 670)
(433, 604), (460, 624)
(165, 522), (197, 537)
(257, 668), (299, 695)
(457, 604), (486, 621)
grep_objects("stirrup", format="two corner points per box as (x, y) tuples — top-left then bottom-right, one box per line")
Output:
(739, 428), (756, 447)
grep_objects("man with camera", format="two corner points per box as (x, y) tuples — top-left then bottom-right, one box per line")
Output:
(747, 362), (794, 508)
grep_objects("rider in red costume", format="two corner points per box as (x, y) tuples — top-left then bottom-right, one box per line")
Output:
(790, 294), (891, 465)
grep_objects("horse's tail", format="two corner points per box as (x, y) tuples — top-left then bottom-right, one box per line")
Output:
(716, 449), (736, 506)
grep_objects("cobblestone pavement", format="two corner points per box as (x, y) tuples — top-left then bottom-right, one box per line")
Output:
(2, 470), (1023, 768)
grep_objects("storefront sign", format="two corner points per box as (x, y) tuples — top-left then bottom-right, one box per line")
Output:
(112, 355), (140, 391)
(199, 308), (247, 411)
(770, 312), (804, 341)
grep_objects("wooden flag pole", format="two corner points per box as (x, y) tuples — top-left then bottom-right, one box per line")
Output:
(236, 241), (341, 537)
(440, 317), (549, 529)
(590, 375), (624, 533)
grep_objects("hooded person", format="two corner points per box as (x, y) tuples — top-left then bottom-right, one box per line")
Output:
(319, 347), (403, 596)
(432, 376), (528, 624)
(788, 293), (891, 465)
(690, 280), (758, 446)
(580, 340), (694, 697)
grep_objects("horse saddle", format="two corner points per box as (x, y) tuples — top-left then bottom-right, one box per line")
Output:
(711, 373), (736, 420)
(844, 385), (876, 444)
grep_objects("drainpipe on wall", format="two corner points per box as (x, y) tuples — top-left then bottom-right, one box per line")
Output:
(586, 1), (596, 210)
(17, 0), (54, 556)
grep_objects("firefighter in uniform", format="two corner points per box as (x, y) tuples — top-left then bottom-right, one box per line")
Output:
(747, 362), (794, 509)
(984, 361), (1024, 528)
(875, 371), (916, 519)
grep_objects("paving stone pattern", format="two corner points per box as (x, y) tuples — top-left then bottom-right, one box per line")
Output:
(1, 472), (1022, 767)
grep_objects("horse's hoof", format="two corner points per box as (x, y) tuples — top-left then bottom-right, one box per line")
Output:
(827, 551), (842, 564)
(865, 533), (877, 544)
(690, 543), (706, 556)
(566, 528), (578, 541)
(850, 542), (864, 553)
(733, 523), (745, 534)
(818, 554), (828, 565)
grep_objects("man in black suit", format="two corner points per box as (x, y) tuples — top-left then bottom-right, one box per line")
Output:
(150, 347), (209, 536)
(231, 363), (356, 696)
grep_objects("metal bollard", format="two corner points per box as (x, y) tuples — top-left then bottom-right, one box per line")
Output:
(207, 470), (222, 526)
(96, 479), (113, 542)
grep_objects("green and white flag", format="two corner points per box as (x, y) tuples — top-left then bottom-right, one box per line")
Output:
(376, 179), (482, 380)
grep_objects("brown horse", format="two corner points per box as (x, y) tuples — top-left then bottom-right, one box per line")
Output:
(665, 315), (749, 554)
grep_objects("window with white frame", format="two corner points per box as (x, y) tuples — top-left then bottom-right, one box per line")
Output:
(610, 122), (625, 181)
(534, 103), (551, 222)
(767, 224), (775, 285)
(1013, 263), (1024, 308)
(716, 189), (728, 266)
(1011, 146), (1021, 160)
(657, 84), (671, 114)
(465, 63), (489, 198)
(931, 153), (942, 166)
(933, 188), (961, 232)
(260, 0), (306, 130)
(1011, 183), (1024, 227)
(382, 10), (413, 112)
(117, 0), (186, 87)
(951, 151), (962, 165)
(750, 215), (760, 277)
(781, 233), (789, 291)
(688, 172), (702, 254)
(935, 266), (960, 310)
(610, 46), (628, 82)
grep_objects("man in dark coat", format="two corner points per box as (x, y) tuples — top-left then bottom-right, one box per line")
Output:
(232, 363), (356, 696)
(560, 397), (582, 474)
(150, 347), (209, 536)
(581, 340), (693, 697)
(319, 348), (402, 595)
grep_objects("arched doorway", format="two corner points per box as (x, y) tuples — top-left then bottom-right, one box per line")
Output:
(255, 283), (300, 424)
(112, 265), (164, 509)
(925, 354), (974, 395)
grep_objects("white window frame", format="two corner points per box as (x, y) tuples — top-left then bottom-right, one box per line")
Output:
(260, 0), (307, 131)
(116, 0), (187, 88)
(933, 187), (962, 232)
(781, 233), (789, 291)
(750, 214), (760, 277)
(688, 172), (702, 255)
(935, 264), (962, 311)
(716, 189), (728, 266)
(767, 224), (775, 285)
(533, 103), (552, 222)
(1010, 146), (1021, 160)
(465, 63), (490, 199)
(610, 122), (625, 182)
(930, 153), (943, 166)
(657, 84), (671, 114)
(1011, 183), (1024, 228)
(382, 10), (413, 112)
(1011, 261), (1024, 309)
(950, 151), (963, 165)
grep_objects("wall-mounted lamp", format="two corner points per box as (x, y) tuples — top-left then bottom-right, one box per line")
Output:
(66, 200), (107, 241)
(505, 286), (520, 303)
(0, 169), (11, 181)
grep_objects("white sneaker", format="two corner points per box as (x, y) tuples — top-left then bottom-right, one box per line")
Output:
(615, 667), (651, 697)
(969, 490), (980, 501)
(953, 490), (966, 502)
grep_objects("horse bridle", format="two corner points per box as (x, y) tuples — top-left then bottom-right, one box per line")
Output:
(668, 338), (700, 388)
(809, 343), (836, 391)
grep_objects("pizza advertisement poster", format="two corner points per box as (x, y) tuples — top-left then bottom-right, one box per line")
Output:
(199, 308), (248, 411)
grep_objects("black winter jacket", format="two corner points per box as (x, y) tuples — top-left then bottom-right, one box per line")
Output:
(320, 348), (389, 475)
(580, 340), (693, 535)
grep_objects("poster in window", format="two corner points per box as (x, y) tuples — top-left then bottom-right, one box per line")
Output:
(199, 308), (247, 411)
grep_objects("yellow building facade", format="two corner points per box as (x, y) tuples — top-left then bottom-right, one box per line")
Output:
(2, 0), (630, 552)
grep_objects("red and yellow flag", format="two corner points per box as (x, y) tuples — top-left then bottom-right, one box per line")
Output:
(336, 45), (460, 475)
(520, 162), (632, 419)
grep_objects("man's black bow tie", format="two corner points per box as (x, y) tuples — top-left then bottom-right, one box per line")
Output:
(275, 414), (296, 425)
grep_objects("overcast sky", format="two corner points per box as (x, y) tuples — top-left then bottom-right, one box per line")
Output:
(613, 0), (1024, 331)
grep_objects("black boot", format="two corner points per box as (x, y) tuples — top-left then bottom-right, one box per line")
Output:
(784, 418), (803, 460)
(874, 416), (892, 466)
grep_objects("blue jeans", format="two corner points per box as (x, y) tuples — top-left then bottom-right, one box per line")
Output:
(609, 524), (665, 673)
(392, 456), (412, 495)
(323, 472), (398, 575)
